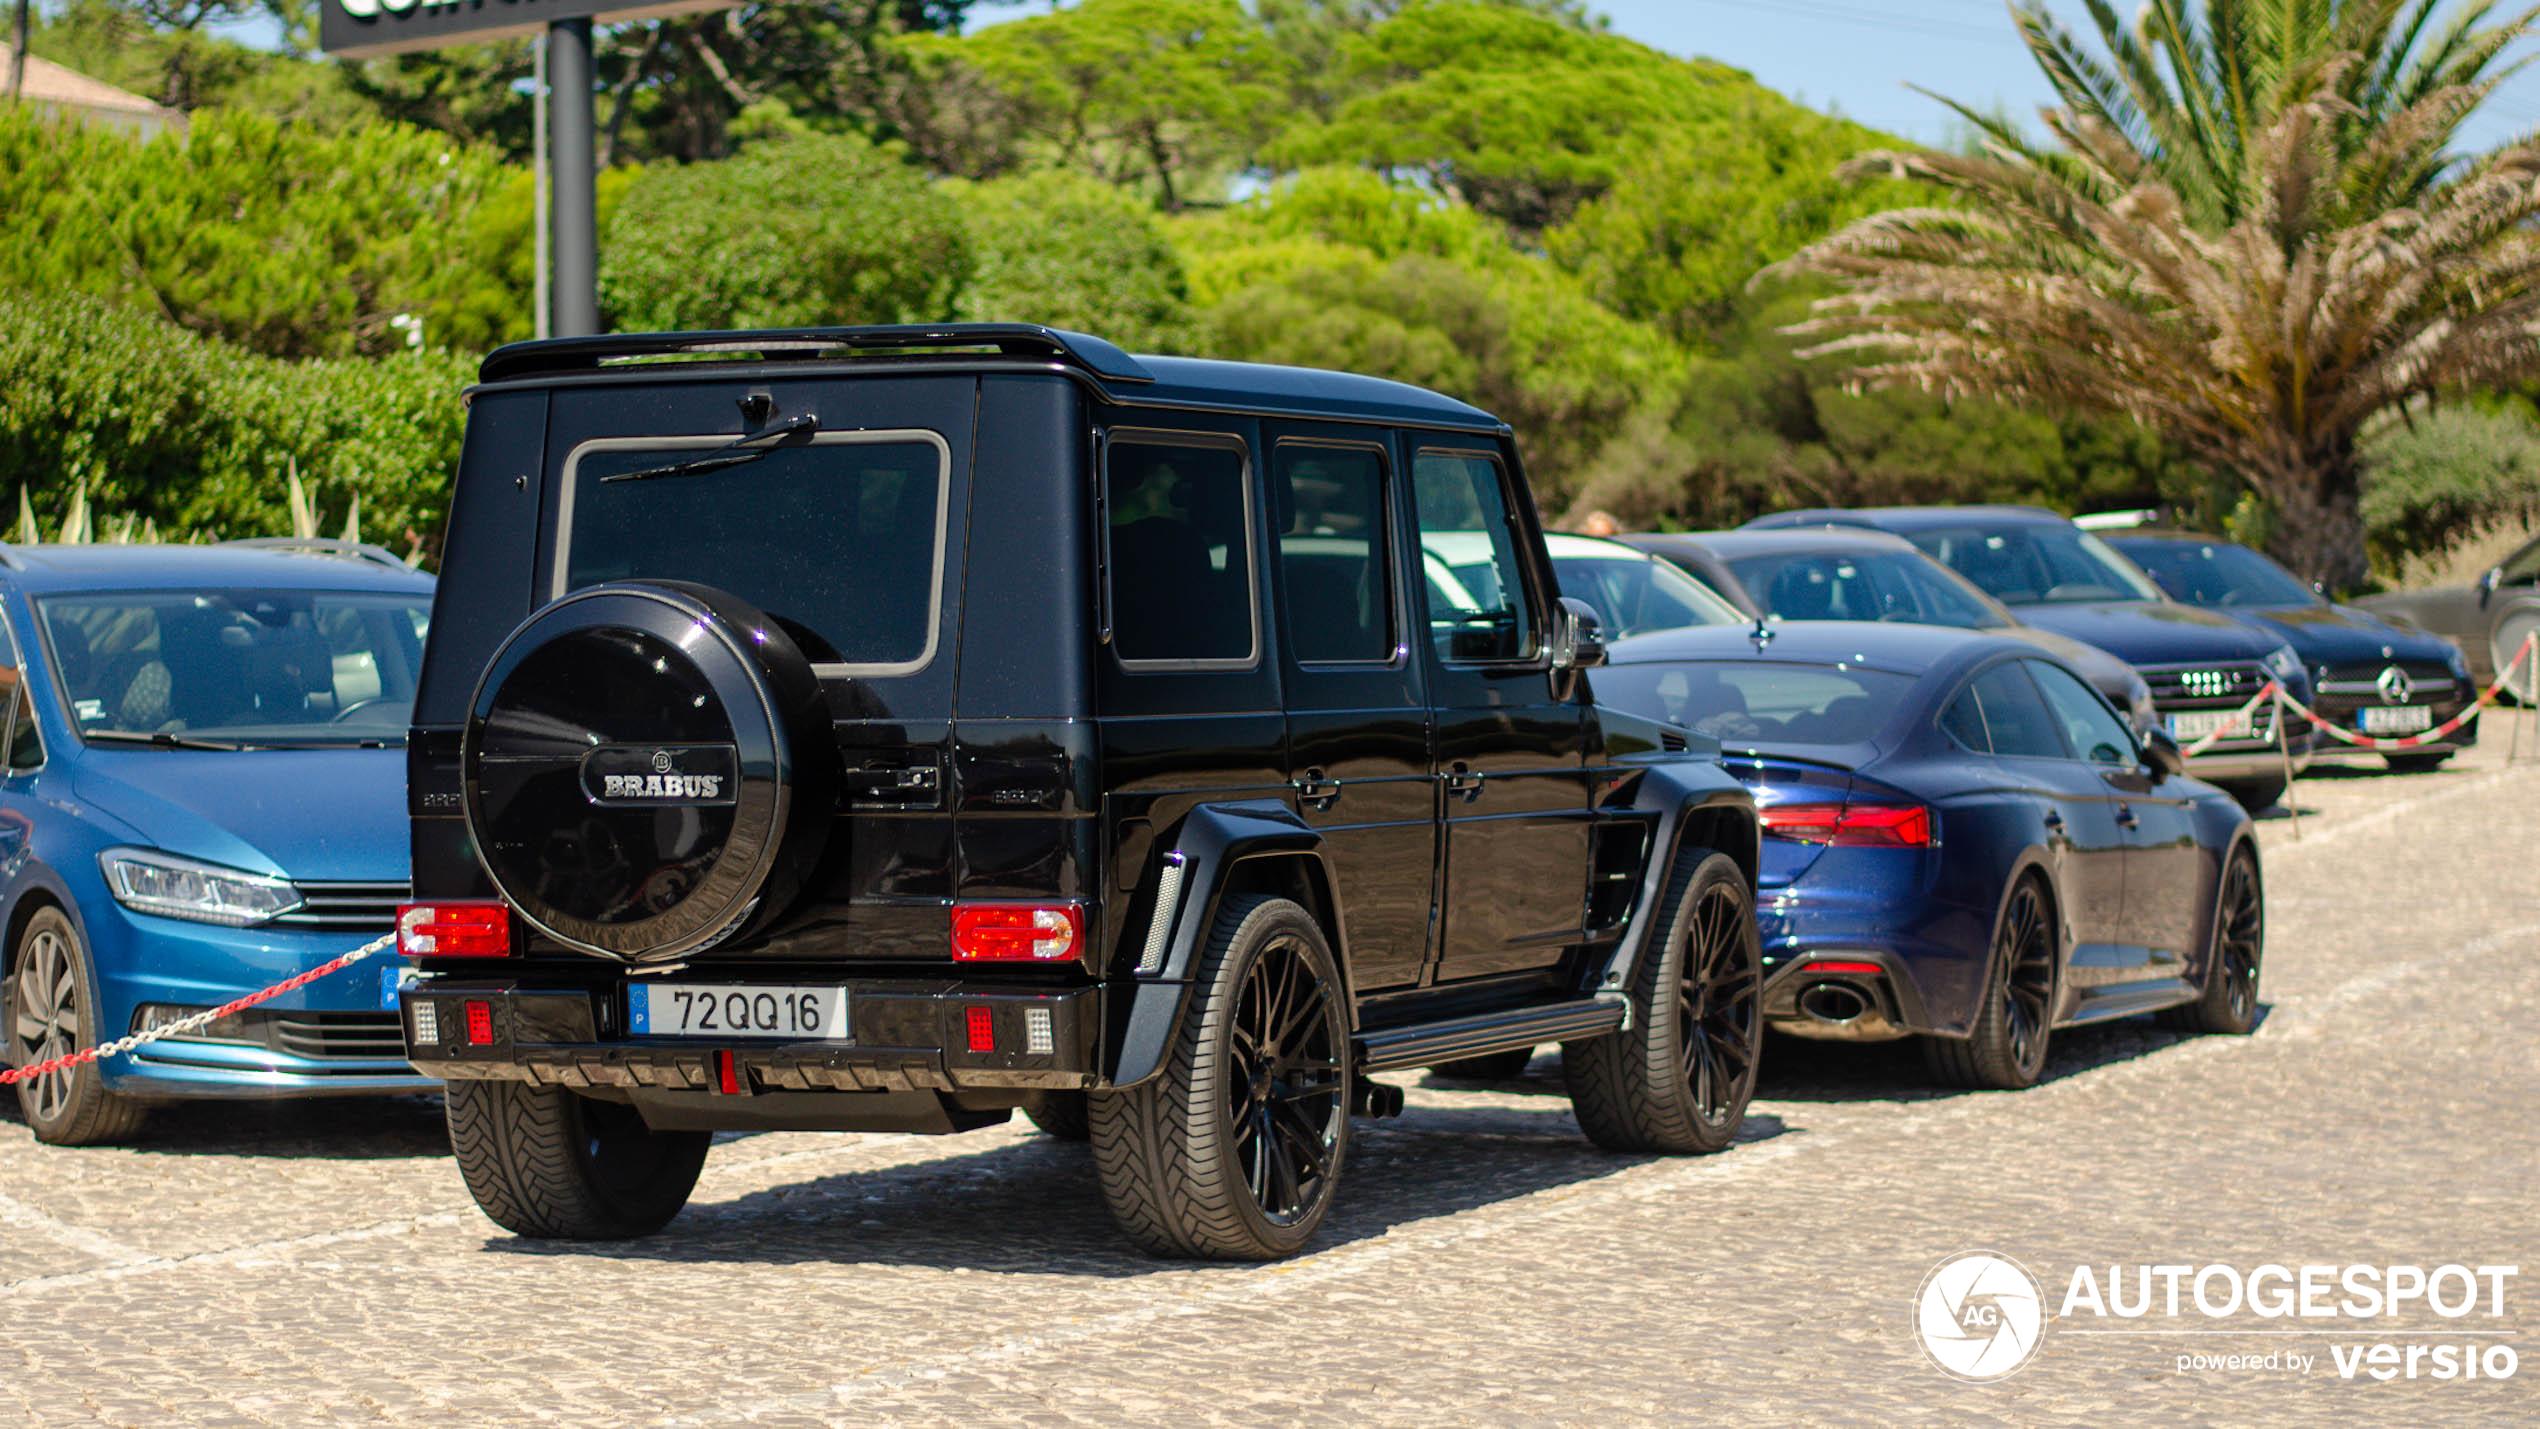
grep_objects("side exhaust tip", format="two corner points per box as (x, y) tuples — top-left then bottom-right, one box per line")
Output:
(1797, 981), (1870, 1025)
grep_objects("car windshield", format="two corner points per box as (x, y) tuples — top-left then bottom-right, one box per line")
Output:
(42, 590), (430, 747)
(1901, 523), (2163, 606)
(1593, 660), (1914, 746)
(2113, 537), (2321, 608)
(1724, 549), (2008, 629)
(1545, 554), (1744, 638)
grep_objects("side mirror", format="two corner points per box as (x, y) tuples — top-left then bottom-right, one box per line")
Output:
(2142, 727), (2186, 780)
(1551, 596), (1606, 670)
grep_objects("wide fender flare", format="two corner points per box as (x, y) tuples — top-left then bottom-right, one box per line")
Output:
(1105, 800), (1338, 1091)
(1590, 761), (1759, 998)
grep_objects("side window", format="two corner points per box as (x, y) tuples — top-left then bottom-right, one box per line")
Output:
(1106, 432), (1259, 669)
(1967, 662), (2069, 760)
(1272, 444), (1394, 664)
(2501, 536), (2540, 587)
(2029, 660), (2137, 766)
(5, 679), (37, 769)
(1411, 450), (1538, 663)
(1939, 686), (1992, 752)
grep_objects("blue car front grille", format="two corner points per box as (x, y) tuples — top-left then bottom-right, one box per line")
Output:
(271, 880), (407, 933)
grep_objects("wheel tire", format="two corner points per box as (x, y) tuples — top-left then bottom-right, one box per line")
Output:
(2382, 752), (2452, 774)
(5, 907), (148, 1146)
(2158, 846), (2264, 1035)
(445, 1079), (709, 1239)
(2493, 611), (2540, 705)
(1023, 1090), (1090, 1141)
(1431, 1047), (1535, 1080)
(2215, 777), (2286, 814)
(1089, 895), (1351, 1261)
(1924, 876), (2058, 1091)
(1563, 850), (1761, 1155)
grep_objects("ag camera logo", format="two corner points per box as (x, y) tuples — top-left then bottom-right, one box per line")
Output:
(1916, 1251), (2046, 1382)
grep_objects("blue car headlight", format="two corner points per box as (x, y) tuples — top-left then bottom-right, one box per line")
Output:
(100, 849), (303, 927)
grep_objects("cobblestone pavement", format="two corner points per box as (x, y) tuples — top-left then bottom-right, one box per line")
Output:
(4, 727), (2538, 1426)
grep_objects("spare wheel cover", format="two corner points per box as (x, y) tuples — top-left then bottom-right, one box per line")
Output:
(463, 581), (832, 962)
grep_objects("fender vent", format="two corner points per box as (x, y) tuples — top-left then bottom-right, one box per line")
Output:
(1136, 854), (1186, 975)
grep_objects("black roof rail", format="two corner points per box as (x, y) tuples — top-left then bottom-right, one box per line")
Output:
(219, 537), (414, 570)
(477, 323), (1157, 386)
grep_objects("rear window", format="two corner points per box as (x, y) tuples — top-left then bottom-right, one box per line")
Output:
(1594, 660), (1914, 746)
(560, 432), (951, 673)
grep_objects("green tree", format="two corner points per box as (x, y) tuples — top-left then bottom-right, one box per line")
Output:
(950, 169), (1194, 350)
(599, 131), (968, 331)
(1772, 0), (2540, 589)
(0, 106), (522, 359)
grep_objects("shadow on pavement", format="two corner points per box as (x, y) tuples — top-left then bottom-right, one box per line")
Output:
(0, 1089), (451, 1159)
(481, 1101), (1796, 1276)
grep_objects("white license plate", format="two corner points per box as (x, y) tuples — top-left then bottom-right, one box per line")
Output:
(2361, 705), (2435, 735)
(631, 984), (848, 1040)
(2169, 708), (2262, 741)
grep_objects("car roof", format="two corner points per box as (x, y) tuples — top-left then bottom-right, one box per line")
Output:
(477, 324), (1506, 433)
(1744, 504), (2072, 532)
(1603, 619), (2043, 677)
(1629, 528), (1924, 558)
(0, 543), (434, 595)
(2100, 528), (2219, 545)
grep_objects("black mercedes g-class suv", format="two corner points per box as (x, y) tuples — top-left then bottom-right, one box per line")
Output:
(398, 325), (1762, 1260)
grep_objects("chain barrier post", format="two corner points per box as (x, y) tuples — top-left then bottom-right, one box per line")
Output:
(2273, 682), (2299, 839)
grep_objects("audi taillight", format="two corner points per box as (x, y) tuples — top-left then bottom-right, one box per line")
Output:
(951, 904), (1086, 962)
(397, 902), (512, 958)
(1759, 802), (1932, 847)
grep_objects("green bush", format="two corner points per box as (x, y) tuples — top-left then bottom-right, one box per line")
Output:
(600, 132), (969, 332)
(949, 170), (1195, 351)
(2360, 404), (2540, 568)
(0, 293), (472, 553)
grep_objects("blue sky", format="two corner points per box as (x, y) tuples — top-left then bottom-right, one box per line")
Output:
(970, 0), (2540, 152)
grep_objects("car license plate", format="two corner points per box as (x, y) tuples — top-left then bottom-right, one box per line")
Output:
(631, 984), (849, 1040)
(2361, 705), (2435, 735)
(2168, 708), (2258, 742)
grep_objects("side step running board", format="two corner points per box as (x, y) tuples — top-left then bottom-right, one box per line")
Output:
(1356, 998), (1624, 1074)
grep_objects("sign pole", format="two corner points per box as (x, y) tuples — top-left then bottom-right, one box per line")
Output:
(532, 31), (550, 341)
(546, 16), (599, 338)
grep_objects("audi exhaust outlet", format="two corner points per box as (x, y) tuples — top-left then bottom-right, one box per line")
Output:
(1797, 981), (1870, 1025)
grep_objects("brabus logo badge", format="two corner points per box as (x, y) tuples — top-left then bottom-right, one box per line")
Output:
(581, 745), (740, 807)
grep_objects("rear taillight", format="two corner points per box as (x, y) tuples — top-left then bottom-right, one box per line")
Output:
(951, 904), (1086, 962)
(1759, 802), (1932, 847)
(397, 902), (512, 957)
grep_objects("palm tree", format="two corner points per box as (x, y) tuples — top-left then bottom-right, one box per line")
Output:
(1771, 0), (2540, 589)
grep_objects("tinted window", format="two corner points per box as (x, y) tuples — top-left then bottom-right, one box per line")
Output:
(1727, 550), (2005, 628)
(1548, 554), (1742, 638)
(1105, 434), (1259, 667)
(1961, 662), (2068, 760)
(2029, 659), (2137, 765)
(2113, 538), (2318, 608)
(1940, 687), (1991, 752)
(1904, 524), (2162, 605)
(41, 590), (430, 744)
(1273, 444), (1393, 663)
(1414, 452), (1537, 663)
(1594, 661), (1912, 746)
(2498, 536), (2540, 587)
(567, 433), (948, 671)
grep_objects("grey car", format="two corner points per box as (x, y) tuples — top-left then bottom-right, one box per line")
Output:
(2355, 531), (2540, 700)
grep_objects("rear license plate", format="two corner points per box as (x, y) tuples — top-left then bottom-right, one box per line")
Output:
(2168, 708), (2262, 742)
(2361, 705), (2435, 735)
(631, 985), (849, 1040)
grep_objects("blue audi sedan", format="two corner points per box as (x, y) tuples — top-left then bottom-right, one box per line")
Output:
(0, 541), (433, 1144)
(1591, 622), (2262, 1090)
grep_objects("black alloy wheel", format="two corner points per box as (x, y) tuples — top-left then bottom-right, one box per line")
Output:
(2161, 846), (2264, 1035)
(1565, 850), (1762, 1154)
(1092, 895), (1351, 1260)
(1926, 877), (2057, 1090)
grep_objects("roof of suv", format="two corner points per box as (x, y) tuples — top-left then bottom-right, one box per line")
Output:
(476, 324), (1506, 433)
(0, 542), (433, 595)
(1743, 505), (2071, 532)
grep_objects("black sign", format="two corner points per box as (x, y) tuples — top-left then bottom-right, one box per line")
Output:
(320, 0), (736, 58)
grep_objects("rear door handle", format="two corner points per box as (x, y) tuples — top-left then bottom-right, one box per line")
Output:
(1444, 764), (1483, 802)
(1294, 771), (1341, 809)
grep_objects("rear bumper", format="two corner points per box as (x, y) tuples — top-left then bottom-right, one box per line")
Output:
(400, 978), (1104, 1098)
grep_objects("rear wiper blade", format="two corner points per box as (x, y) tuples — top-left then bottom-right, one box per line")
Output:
(600, 413), (820, 484)
(82, 730), (248, 751)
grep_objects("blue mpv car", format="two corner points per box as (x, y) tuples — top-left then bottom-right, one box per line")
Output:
(0, 540), (434, 1143)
